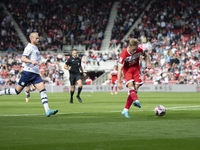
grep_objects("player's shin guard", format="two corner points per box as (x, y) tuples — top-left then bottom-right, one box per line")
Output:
(125, 95), (134, 109)
(3, 88), (20, 95)
(40, 89), (49, 113)
(129, 88), (138, 101)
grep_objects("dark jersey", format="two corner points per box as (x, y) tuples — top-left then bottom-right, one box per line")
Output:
(65, 56), (81, 74)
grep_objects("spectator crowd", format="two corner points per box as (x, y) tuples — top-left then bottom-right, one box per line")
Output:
(2, 0), (114, 52)
(1, 0), (200, 85)
(0, 6), (24, 53)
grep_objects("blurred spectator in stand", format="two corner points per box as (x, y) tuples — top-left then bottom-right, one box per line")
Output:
(85, 76), (93, 85)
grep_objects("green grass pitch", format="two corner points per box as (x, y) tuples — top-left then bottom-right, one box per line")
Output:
(0, 92), (200, 150)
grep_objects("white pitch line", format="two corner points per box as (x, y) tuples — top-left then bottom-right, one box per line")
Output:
(0, 111), (122, 117)
(167, 109), (200, 111)
(166, 106), (200, 110)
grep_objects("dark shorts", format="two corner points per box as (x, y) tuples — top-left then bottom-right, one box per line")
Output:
(27, 82), (32, 86)
(18, 71), (43, 87)
(70, 73), (82, 85)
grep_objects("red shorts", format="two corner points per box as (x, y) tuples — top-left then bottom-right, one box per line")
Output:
(112, 76), (117, 84)
(123, 66), (143, 86)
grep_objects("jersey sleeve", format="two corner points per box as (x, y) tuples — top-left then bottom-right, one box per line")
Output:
(79, 58), (81, 67)
(23, 46), (31, 57)
(118, 51), (126, 66)
(65, 58), (71, 65)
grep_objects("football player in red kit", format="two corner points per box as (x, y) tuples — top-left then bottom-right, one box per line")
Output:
(118, 38), (151, 118)
(110, 65), (118, 94)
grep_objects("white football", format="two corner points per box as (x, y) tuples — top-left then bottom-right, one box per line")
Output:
(154, 105), (166, 116)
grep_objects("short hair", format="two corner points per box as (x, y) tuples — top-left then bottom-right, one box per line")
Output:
(72, 49), (77, 52)
(129, 38), (139, 47)
(29, 32), (38, 40)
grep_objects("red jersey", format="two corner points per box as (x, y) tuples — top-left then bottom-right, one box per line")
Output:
(110, 69), (118, 78)
(110, 69), (118, 84)
(86, 78), (93, 85)
(118, 47), (144, 69)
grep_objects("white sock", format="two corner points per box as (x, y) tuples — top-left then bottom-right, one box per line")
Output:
(1, 88), (18, 95)
(40, 90), (50, 113)
(124, 108), (129, 111)
(25, 91), (29, 98)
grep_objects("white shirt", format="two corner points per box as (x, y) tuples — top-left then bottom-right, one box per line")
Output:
(22, 43), (41, 74)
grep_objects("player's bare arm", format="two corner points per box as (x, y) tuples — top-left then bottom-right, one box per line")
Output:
(79, 66), (86, 76)
(144, 52), (151, 69)
(117, 64), (123, 90)
(64, 64), (71, 70)
(21, 55), (38, 66)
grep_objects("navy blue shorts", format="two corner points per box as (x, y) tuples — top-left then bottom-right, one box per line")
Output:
(27, 82), (32, 86)
(18, 71), (43, 87)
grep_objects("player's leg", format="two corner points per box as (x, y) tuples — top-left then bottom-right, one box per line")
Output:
(121, 81), (135, 118)
(121, 67), (141, 118)
(111, 82), (114, 95)
(30, 84), (36, 91)
(0, 84), (23, 96)
(25, 85), (31, 102)
(128, 83), (141, 108)
(25, 84), (36, 103)
(132, 68), (143, 108)
(0, 71), (27, 96)
(33, 75), (58, 117)
(69, 74), (76, 103)
(70, 85), (75, 103)
(121, 94), (132, 118)
(76, 79), (83, 103)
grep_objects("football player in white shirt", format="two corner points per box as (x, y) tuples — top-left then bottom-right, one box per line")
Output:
(0, 32), (58, 117)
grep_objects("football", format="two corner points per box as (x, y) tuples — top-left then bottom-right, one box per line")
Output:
(154, 105), (166, 116)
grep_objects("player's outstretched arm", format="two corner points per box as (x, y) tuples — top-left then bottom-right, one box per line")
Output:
(79, 66), (86, 76)
(117, 64), (123, 90)
(144, 53), (151, 69)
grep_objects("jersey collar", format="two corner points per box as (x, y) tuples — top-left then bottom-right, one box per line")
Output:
(127, 47), (131, 55)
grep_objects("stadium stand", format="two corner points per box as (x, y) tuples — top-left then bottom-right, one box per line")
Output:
(110, 0), (150, 44)
(0, 5), (24, 52)
(3, 0), (114, 53)
(0, 0), (200, 86)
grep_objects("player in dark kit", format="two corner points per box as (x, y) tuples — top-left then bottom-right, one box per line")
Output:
(64, 49), (86, 103)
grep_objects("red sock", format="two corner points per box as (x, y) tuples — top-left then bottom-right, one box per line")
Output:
(125, 95), (133, 109)
(115, 86), (117, 92)
(111, 85), (113, 90)
(129, 89), (138, 101)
